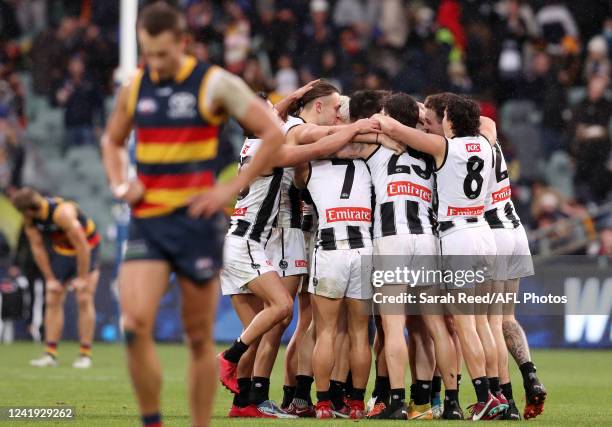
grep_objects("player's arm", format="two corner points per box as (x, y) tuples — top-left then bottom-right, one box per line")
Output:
(100, 78), (143, 205)
(273, 79), (320, 120)
(287, 122), (342, 145)
(24, 223), (55, 282)
(479, 116), (497, 147)
(189, 68), (284, 217)
(274, 119), (378, 166)
(372, 113), (446, 166)
(53, 203), (91, 285)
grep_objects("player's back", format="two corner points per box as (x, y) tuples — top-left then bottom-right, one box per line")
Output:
(307, 158), (373, 249)
(366, 145), (435, 238)
(435, 135), (494, 236)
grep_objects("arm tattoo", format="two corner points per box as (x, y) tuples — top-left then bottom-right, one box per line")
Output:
(502, 319), (531, 366)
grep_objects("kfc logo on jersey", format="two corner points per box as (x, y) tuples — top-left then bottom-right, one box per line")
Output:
(326, 207), (372, 222)
(295, 260), (308, 268)
(465, 143), (481, 153)
(387, 181), (432, 202)
(233, 207), (247, 216)
(492, 185), (511, 203)
(447, 205), (484, 216)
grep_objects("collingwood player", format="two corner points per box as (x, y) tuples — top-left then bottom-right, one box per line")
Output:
(484, 140), (546, 420)
(372, 94), (507, 420)
(334, 91), (458, 420)
(218, 93), (380, 416)
(287, 82), (384, 419)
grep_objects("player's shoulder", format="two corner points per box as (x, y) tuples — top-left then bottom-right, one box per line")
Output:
(239, 138), (262, 158)
(283, 115), (306, 135)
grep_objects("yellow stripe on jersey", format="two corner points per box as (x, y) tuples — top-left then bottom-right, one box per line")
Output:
(126, 69), (144, 119)
(142, 187), (209, 208)
(135, 139), (219, 164)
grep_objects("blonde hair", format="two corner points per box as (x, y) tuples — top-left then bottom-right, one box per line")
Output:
(338, 95), (351, 124)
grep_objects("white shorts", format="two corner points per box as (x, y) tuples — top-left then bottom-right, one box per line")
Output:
(266, 227), (308, 277)
(439, 226), (497, 283)
(491, 226), (534, 280)
(303, 231), (316, 276)
(308, 245), (373, 300)
(373, 234), (439, 286)
(220, 236), (276, 296)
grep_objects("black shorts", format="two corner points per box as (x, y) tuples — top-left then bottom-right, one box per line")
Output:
(124, 208), (225, 285)
(51, 244), (101, 283)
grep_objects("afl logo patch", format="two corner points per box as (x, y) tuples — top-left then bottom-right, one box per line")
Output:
(279, 260), (288, 270)
(168, 92), (197, 119)
(137, 98), (157, 115)
(251, 263), (261, 270)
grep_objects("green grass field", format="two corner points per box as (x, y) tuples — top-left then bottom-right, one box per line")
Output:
(1, 343), (611, 426)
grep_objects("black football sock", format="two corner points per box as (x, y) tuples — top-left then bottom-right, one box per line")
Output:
(329, 380), (345, 409)
(501, 382), (514, 400)
(375, 376), (390, 404)
(233, 378), (251, 407)
(415, 380), (432, 405)
(316, 390), (331, 403)
(248, 376), (270, 405)
(282, 385), (296, 408)
(519, 361), (537, 386)
(389, 388), (406, 408)
(431, 375), (442, 402)
(351, 388), (365, 402)
(223, 338), (248, 364)
(344, 371), (354, 399)
(444, 388), (458, 403)
(472, 377), (490, 403)
(488, 377), (501, 394)
(295, 375), (314, 404)
(409, 383), (417, 402)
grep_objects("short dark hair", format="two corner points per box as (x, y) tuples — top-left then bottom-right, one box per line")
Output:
(383, 92), (419, 128)
(11, 187), (41, 213)
(139, 1), (186, 37)
(424, 92), (454, 123)
(349, 90), (386, 120)
(300, 80), (340, 108)
(445, 94), (481, 138)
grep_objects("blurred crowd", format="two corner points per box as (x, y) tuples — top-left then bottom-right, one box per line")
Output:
(0, 0), (611, 255)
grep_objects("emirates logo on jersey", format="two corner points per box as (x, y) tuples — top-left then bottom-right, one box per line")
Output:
(233, 207), (247, 216)
(492, 185), (511, 203)
(326, 207), (372, 222)
(447, 205), (484, 216)
(387, 181), (432, 202)
(241, 143), (250, 156)
(465, 143), (481, 153)
(295, 260), (308, 268)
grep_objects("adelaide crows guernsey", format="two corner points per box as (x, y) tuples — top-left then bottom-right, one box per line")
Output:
(128, 56), (224, 218)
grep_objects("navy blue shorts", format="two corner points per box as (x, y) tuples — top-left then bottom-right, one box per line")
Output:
(51, 244), (101, 283)
(124, 208), (225, 285)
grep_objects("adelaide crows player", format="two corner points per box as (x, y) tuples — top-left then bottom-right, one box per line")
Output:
(101, 3), (284, 427)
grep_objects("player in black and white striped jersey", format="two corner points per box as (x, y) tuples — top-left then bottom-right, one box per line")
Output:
(218, 92), (374, 418)
(287, 81), (390, 419)
(333, 91), (454, 420)
(484, 141), (546, 420)
(372, 94), (506, 420)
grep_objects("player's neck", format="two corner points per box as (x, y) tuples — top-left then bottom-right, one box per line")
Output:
(299, 109), (318, 125)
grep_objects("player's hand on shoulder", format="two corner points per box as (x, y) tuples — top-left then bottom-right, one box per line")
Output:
(112, 180), (145, 206)
(352, 118), (381, 135)
(188, 183), (234, 218)
(379, 134), (405, 155)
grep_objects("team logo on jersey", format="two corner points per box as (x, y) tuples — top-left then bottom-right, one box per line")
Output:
(447, 205), (484, 216)
(156, 87), (173, 97)
(492, 185), (511, 203)
(295, 260), (307, 268)
(168, 92), (197, 119)
(279, 259), (288, 270)
(241, 143), (251, 156)
(233, 207), (247, 216)
(251, 262), (261, 270)
(465, 143), (481, 153)
(137, 98), (158, 115)
(387, 181), (432, 202)
(326, 207), (372, 223)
